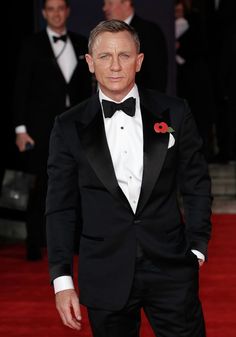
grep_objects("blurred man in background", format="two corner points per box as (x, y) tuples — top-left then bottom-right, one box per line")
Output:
(103, 0), (168, 92)
(13, 0), (92, 260)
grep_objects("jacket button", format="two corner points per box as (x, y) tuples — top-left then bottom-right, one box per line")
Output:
(134, 220), (141, 224)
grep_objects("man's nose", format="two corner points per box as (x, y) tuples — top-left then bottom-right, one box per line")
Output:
(110, 56), (121, 71)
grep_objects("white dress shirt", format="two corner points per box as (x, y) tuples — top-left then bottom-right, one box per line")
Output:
(47, 27), (77, 85)
(53, 85), (204, 293)
(124, 12), (134, 25)
(100, 85), (143, 213)
(175, 17), (189, 65)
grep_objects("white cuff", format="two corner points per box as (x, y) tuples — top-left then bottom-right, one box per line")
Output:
(53, 276), (74, 294)
(15, 125), (27, 134)
(191, 249), (205, 261)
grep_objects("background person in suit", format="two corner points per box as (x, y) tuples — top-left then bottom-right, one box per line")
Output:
(175, 0), (215, 161)
(103, 0), (168, 92)
(13, 0), (92, 260)
(46, 20), (212, 336)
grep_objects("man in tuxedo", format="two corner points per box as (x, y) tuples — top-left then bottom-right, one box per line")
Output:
(103, 0), (168, 92)
(14, 0), (92, 260)
(46, 20), (212, 337)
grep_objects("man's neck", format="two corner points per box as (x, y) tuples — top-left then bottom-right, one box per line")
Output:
(123, 9), (134, 24)
(99, 84), (137, 103)
(47, 25), (67, 35)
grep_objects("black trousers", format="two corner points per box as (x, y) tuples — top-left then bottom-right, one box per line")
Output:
(25, 171), (47, 258)
(87, 256), (206, 337)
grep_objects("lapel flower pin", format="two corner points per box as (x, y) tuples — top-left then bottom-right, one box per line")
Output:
(154, 122), (174, 134)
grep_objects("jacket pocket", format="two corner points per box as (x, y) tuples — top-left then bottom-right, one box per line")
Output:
(81, 233), (104, 241)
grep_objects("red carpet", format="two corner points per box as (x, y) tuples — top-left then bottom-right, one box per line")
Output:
(0, 214), (235, 337)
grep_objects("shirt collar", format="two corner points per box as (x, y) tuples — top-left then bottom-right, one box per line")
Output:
(46, 26), (67, 43)
(124, 12), (134, 25)
(99, 84), (138, 104)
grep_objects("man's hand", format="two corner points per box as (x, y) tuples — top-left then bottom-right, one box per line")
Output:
(55, 289), (82, 330)
(16, 132), (34, 152)
(198, 259), (204, 267)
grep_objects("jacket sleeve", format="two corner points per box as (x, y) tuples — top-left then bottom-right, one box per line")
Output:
(177, 101), (212, 257)
(13, 38), (34, 127)
(46, 117), (80, 283)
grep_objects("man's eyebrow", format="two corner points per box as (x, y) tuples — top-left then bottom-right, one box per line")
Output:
(97, 50), (132, 55)
(97, 52), (110, 55)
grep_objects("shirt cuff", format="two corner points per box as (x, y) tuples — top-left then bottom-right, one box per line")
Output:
(15, 125), (27, 134)
(191, 249), (205, 261)
(53, 276), (74, 294)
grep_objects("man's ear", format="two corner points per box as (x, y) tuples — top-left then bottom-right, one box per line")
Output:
(136, 53), (144, 73)
(42, 9), (46, 20)
(85, 54), (95, 74)
(66, 7), (70, 20)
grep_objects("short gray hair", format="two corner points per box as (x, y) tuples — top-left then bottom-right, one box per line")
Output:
(88, 20), (140, 54)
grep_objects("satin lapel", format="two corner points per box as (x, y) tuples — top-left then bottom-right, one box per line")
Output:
(76, 99), (131, 211)
(136, 104), (170, 215)
(42, 31), (67, 82)
(42, 30), (55, 59)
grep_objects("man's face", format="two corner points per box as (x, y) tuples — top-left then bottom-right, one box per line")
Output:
(42, 0), (70, 33)
(86, 31), (143, 101)
(103, 0), (128, 20)
(175, 3), (184, 19)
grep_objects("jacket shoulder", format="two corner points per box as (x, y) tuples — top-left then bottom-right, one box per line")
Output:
(58, 94), (98, 125)
(68, 31), (88, 48)
(19, 30), (48, 52)
(140, 87), (187, 110)
(131, 15), (163, 35)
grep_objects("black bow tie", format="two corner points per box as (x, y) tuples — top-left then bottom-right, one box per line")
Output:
(102, 97), (136, 118)
(52, 34), (67, 43)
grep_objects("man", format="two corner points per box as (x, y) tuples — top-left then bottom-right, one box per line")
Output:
(174, 0), (215, 161)
(14, 0), (92, 260)
(103, 0), (168, 92)
(46, 20), (212, 337)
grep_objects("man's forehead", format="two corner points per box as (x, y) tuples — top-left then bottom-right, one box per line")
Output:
(92, 31), (135, 49)
(104, 0), (123, 5)
(95, 31), (132, 41)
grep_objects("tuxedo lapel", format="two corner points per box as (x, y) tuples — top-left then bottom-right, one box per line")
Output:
(41, 31), (67, 83)
(67, 33), (81, 81)
(41, 30), (55, 59)
(136, 92), (170, 215)
(76, 96), (131, 211)
(76, 90), (171, 214)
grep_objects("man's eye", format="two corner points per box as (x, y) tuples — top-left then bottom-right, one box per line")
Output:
(120, 54), (130, 59)
(99, 55), (109, 59)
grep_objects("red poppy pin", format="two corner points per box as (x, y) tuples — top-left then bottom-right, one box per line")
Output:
(154, 122), (174, 134)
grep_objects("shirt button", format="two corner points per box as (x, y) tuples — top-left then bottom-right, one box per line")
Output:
(133, 200), (136, 204)
(129, 176), (132, 179)
(120, 126), (124, 130)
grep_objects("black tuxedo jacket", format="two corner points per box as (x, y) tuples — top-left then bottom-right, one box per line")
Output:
(13, 30), (92, 171)
(130, 15), (168, 92)
(46, 88), (212, 310)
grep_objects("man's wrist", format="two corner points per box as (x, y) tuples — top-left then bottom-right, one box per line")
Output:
(15, 125), (27, 134)
(53, 276), (74, 294)
(191, 249), (205, 261)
